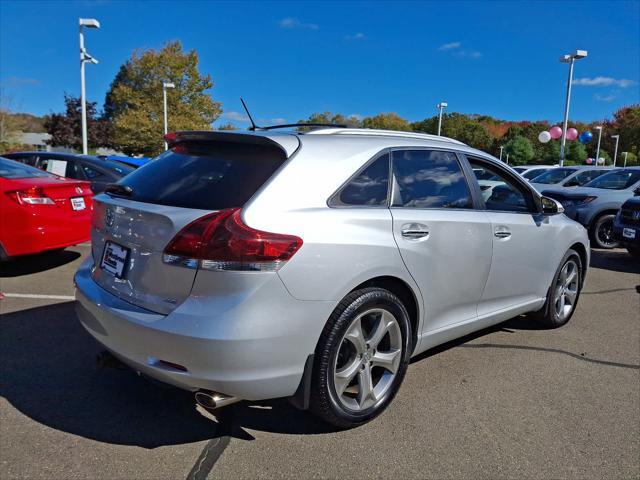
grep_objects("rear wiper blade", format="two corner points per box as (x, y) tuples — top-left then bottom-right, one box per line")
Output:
(105, 183), (133, 197)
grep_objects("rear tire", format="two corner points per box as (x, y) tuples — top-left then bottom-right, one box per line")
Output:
(310, 288), (412, 429)
(530, 249), (583, 328)
(590, 213), (620, 249)
(628, 246), (640, 258)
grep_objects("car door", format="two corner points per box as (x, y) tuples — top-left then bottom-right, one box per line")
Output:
(466, 157), (555, 317)
(389, 149), (492, 333)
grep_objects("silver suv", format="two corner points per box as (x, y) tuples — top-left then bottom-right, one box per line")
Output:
(75, 128), (590, 428)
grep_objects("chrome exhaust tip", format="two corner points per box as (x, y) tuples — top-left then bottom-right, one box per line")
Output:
(195, 390), (240, 410)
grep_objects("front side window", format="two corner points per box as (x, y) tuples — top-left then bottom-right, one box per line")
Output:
(469, 160), (532, 213)
(585, 170), (640, 190)
(332, 153), (390, 206)
(392, 150), (472, 209)
(531, 168), (577, 184)
(571, 169), (607, 186)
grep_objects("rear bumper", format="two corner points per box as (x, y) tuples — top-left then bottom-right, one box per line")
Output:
(613, 217), (640, 247)
(74, 258), (335, 401)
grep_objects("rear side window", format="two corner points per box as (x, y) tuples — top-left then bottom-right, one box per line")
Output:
(331, 153), (390, 206)
(572, 169), (607, 185)
(392, 150), (472, 209)
(531, 168), (577, 184)
(116, 141), (286, 210)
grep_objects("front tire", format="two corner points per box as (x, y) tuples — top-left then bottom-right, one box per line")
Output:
(590, 214), (620, 249)
(310, 288), (412, 428)
(531, 249), (583, 328)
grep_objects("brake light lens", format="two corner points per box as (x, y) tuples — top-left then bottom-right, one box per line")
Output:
(6, 187), (55, 205)
(163, 208), (303, 272)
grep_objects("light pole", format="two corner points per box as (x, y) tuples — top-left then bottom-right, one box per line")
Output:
(79, 18), (100, 155)
(436, 102), (447, 136)
(499, 145), (504, 162)
(162, 82), (175, 150)
(594, 125), (603, 166)
(505, 153), (509, 165)
(559, 49), (588, 167)
(623, 151), (628, 167)
(611, 135), (620, 166)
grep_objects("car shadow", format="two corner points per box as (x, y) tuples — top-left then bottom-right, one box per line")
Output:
(589, 248), (640, 274)
(0, 250), (81, 277)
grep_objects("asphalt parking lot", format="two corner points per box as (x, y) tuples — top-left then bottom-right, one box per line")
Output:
(0, 244), (638, 480)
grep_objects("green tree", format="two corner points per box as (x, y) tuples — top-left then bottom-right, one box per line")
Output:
(297, 112), (362, 132)
(361, 112), (411, 131)
(217, 122), (237, 131)
(43, 94), (110, 151)
(504, 135), (534, 165)
(564, 141), (588, 165)
(105, 41), (221, 156)
(0, 89), (25, 152)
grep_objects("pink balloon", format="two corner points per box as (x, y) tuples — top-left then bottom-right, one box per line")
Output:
(549, 126), (563, 139)
(566, 128), (578, 141)
(586, 158), (594, 165)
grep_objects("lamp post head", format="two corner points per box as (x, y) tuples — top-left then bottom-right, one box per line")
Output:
(611, 135), (619, 139)
(437, 102), (448, 109)
(573, 50), (588, 59)
(79, 18), (100, 29)
(163, 82), (175, 89)
(595, 125), (603, 130)
(559, 50), (587, 63)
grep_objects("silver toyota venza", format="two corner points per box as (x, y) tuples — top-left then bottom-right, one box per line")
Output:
(75, 128), (590, 428)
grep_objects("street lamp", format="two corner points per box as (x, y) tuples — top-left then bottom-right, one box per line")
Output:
(559, 49), (587, 167)
(505, 153), (509, 165)
(623, 151), (629, 168)
(163, 82), (175, 150)
(499, 145), (504, 162)
(436, 102), (447, 136)
(611, 135), (620, 166)
(79, 18), (100, 155)
(594, 125), (603, 165)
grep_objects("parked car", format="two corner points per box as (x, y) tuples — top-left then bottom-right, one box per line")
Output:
(613, 196), (640, 257)
(0, 157), (93, 260)
(3, 152), (133, 193)
(530, 166), (613, 191)
(513, 165), (554, 181)
(75, 128), (589, 428)
(99, 155), (152, 168)
(542, 167), (640, 249)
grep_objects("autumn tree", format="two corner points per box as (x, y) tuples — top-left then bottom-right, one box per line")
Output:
(297, 112), (362, 132)
(43, 94), (110, 151)
(362, 112), (411, 131)
(104, 41), (221, 156)
(504, 135), (534, 165)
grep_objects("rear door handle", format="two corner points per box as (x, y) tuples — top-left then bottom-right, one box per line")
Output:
(494, 226), (511, 239)
(401, 223), (430, 239)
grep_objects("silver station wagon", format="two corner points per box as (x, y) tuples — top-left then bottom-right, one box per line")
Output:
(75, 128), (590, 428)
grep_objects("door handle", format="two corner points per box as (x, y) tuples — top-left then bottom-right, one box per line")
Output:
(494, 227), (511, 239)
(401, 228), (430, 239)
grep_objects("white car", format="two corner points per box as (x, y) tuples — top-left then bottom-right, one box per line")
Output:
(513, 165), (554, 182)
(75, 128), (590, 428)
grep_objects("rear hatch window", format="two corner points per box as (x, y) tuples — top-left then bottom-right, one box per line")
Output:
(113, 141), (286, 210)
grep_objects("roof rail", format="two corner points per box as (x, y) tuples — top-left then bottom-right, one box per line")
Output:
(305, 128), (466, 145)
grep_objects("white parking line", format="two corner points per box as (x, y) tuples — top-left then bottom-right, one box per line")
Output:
(1, 293), (75, 300)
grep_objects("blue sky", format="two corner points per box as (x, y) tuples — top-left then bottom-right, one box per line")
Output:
(1, 0), (639, 128)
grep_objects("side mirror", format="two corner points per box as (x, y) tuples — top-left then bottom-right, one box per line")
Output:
(541, 196), (564, 215)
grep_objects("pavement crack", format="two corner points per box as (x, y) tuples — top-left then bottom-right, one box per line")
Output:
(186, 409), (234, 480)
(460, 343), (640, 370)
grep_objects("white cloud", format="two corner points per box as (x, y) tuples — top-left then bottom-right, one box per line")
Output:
(4, 76), (40, 87)
(279, 17), (319, 30)
(438, 41), (461, 51)
(221, 111), (249, 122)
(453, 50), (482, 59)
(573, 76), (636, 88)
(594, 93), (616, 102)
(345, 32), (366, 41)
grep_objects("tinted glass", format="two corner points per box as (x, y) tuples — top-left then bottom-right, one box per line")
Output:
(336, 153), (389, 206)
(572, 169), (607, 185)
(82, 165), (104, 179)
(116, 141), (286, 210)
(523, 168), (550, 180)
(470, 160), (530, 213)
(585, 170), (640, 190)
(392, 150), (471, 208)
(531, 168), (577, 184)
(0, 157), (54, 179)
(513, 167), (526, 173)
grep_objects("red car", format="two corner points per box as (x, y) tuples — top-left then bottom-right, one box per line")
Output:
(0, 157), (93, 260)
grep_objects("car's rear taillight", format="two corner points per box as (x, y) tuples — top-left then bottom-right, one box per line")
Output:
(163, 208), (303, 272)
(6, 187), (55, 205)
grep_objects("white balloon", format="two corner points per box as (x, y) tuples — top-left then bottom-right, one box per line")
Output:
(538, 131), (551, 143)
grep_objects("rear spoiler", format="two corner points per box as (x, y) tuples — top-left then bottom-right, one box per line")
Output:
(164, 131), (300, 158)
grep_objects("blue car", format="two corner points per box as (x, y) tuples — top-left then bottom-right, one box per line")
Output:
(614, 197), (640, 258)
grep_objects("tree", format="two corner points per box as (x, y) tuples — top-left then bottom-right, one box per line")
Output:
(105, 41), (221, 156)
(361, 112), (411, 131)
(612, 104), (639, 155)
(43, 94), (110, 151)
(297, 112), (362, 132)
(504, 135), (534, 165)
(0, 89), (25, 152)
(564, 141), (588, 165)
(217, 122), (237, 131)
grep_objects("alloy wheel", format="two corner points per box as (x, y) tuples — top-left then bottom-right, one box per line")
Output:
(596, 217), (620, 248)
(553, 259), (580, 321)
(332, 308), (402, 412)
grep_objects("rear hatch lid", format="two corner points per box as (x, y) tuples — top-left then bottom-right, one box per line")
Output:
(90, 132), (294, 314)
